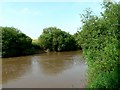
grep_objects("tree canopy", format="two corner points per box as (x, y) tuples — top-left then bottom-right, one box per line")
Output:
(76, 1), (120, 88)
(38, 27), (77, 52)
(1, 27), (40, 57)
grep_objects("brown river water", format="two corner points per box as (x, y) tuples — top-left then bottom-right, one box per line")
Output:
(2, 50), (87, 88)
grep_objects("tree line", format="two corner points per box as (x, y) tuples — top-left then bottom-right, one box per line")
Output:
(0, 26), (81, 58)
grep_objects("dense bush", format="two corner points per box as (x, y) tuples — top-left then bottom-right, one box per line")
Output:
(73, 31), (82, 49)
(78, 2), (120, 88)
(38, 27), (77, 51)
(1, 27), (40, 57)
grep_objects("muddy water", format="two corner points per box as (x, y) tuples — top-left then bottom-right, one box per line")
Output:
(0, 58), (2, 89)
(2, 50), (87, 88)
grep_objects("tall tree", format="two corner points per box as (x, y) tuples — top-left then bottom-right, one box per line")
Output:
(79, 1), (120, 88)
(38, 27), (77, 51)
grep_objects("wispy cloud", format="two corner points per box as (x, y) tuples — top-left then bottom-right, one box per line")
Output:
(20, 8), (41, 16)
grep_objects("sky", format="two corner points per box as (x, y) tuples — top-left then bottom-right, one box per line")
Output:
(0, 0), (119, 39)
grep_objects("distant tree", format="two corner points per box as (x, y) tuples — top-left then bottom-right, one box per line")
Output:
(2, 27), (20, 57)
(38, 27), (77, 51)
(1, 26), (40, 57)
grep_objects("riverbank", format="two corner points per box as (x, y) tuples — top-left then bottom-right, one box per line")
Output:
(1, 49), (45, 58)
(2, 49), (82, 58)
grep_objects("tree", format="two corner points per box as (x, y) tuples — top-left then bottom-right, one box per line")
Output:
(1, 26), (39, 57)
(2, 27), (20, 57)
(78, 1), (120, 88)
(38, 27), (77, 51)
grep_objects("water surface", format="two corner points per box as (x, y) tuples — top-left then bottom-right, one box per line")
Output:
(2, 50), (87, 88)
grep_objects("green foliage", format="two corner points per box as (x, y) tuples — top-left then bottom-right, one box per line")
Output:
(73, 31), (82, 49)
(1, 27), (40, 57)
(38, 27), (77, 51)
(32, 39), (41, 50)
(78, 2), (120, 88)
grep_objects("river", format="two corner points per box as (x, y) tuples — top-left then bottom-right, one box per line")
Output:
(2, 50), (87, 88)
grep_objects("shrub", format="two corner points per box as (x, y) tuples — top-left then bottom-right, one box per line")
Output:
(79, 2), (120, 88)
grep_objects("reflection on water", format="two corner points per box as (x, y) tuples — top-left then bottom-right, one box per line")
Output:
(2, 56), (32, 84)
(2, 50), (87, 88)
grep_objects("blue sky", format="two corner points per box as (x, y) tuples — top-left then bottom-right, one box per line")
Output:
(1, 1), (104, 39)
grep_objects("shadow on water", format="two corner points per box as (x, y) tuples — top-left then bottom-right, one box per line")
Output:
(2, 56), (32, 84)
